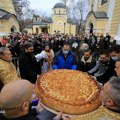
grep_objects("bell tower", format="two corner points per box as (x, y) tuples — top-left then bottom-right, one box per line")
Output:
(0, 0), (16, 15)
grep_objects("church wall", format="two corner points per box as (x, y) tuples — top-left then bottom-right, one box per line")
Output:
(70, 24), (76, 35)
(7, 17), (19, 33)
(0, 0), (16, 15)
(52, 15), (67, 23)
(0, 20), (7, 34)
(66, 23), (70, 34)
(89, 0), (109, 12)
(53, 8), (66, 15)
(26, 4), (76, 35)
(33, 25), (41, 34)
(97, 0), (109, 13)
(0, 20), (4, 33)
(0, 16), (19, 35)
(1, 20), (10, 35)
(96, 19), (108, 34)
(0, 1), (4, 9)
(85, 13), (107, 34)
(65, 23), (76, 35)
(0, 0), (19, 35)
(86, 0), (120, 42)
(86, 14), (97, 32)
(52, 16), (66, 34)
(110, 0), (120, 36)
(49, 23), (53, 34)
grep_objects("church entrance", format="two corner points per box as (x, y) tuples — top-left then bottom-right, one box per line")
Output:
(89, 21), (94, 34)
(11, 26), (16, 33)
(42, 28), (48, 33)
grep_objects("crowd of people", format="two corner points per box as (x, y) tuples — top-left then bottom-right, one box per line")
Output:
(0, 32), (118, 83)
(0, 31), (120, 120)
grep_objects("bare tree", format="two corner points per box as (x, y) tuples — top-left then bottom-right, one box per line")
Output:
(12, 0), (37, 31)
(60, 0), (90, 34)
(12, 0), (30, 19)
(69, 0), (90, 34)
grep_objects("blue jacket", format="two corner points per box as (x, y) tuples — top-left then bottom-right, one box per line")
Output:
(52, 50), (77, 70)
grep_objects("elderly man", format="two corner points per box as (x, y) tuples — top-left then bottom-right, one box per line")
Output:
(52, 42), (77, 70)
(72, 76), (120, 120)
(0, 80), (70, 120)
(0, 47), (19, 90)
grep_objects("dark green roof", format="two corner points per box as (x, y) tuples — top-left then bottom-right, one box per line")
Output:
(53, 3), (66, 9)
(33, 17), (52, 25)
(26, 23), (33, 29)
(94, 11), (108, 18)
(0, 9), (18, 20)
(86, 11), (108, 19)
(67, 18), (76, 24)
(0, 9), (8, 18)
(26, 17), (77, 29)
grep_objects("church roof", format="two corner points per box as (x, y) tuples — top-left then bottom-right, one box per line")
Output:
(46, 17), (52, 23)
(26, 17), (53, 29)
(94, 11), (108, 19)
(0, 9), (9, 18)
(26, 17), (76, 29)
(26, 23), (33, 29)
(67, 18), (76, 24)
(33, 20), (48, 25)
(53, 3), (66, 9)
(0, 9), (18, 20)
(33, 17), (52, 25)
(86, 11), (108, 19)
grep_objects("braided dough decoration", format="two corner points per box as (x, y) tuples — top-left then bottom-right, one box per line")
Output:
(35, 69), (100, 115)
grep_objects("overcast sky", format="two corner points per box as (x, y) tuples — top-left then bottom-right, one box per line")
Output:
(29, 0), (61, 16)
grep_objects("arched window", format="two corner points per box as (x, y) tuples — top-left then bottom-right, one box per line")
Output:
(101, 0), (107, 5)
(54, 10), (56, 14)
(10, 26), (16, 33)
(36, 27), (39, 34)
(59, 10), (61, 14)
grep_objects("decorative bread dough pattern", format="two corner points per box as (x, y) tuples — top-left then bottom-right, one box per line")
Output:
(36, 69), (101, 115)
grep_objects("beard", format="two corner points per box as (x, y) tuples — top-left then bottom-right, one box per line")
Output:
(26, 52), (34, 58)
(45, 49), (50, 52)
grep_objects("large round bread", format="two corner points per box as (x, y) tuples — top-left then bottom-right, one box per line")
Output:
(35, 69), (101, 115)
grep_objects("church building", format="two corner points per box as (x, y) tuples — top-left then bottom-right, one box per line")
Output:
(26, 3), (76, 35)
(86, 0), (120, 41)
(0, 0), (19, 36)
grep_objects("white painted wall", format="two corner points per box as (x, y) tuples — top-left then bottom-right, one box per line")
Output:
(93, 0), (98, 11)
(115, 23), (120, 44)
(106, 0), (115, 33)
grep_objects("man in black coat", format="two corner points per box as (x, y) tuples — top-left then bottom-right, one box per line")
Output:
(19, 42), (41, 84)
(77, 49), (96, 72)
(88, 51), (116, 84)
(103, 33), (111, 50)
